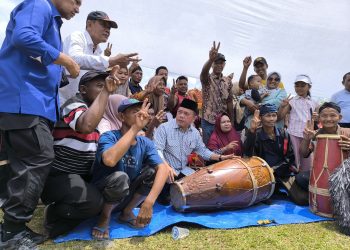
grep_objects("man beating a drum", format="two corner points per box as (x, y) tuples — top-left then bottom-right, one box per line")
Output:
(299, 102), (350, 187)
(154, 99), (237, 204)
(244, 103), (308, 205)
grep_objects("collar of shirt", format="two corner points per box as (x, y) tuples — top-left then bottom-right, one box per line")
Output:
(259, 127), (281, 141)
(294, 95), (311, 100)
(170, 118), (194, 132)
(84, 30), (102, 54)
(47, 0), (63, 27)
(210, 72), (224, 81)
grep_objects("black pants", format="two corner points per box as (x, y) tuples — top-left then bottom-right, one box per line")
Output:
(94, 167), (155, 212)
(41, 168), (103, 238)
(0, 114), (54, 225)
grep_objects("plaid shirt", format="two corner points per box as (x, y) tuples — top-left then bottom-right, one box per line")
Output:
(154, 118), (213, 175)
(288, 96), (318, 138)
(201, 73), (235, 124)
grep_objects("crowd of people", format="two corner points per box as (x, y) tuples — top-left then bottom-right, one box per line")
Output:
(1, 1), (350, 249)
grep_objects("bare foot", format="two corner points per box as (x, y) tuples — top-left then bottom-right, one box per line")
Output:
(92, 213), (110, 240)
(118, 212), (144, 228)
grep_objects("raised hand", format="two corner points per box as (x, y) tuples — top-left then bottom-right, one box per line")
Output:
(209, 41), (220, 62)
(280, 94), (292, 108)
(243, 56), (252, 69)
(227, 73), (234, 80)
(134, 98), (151, 131)
(104, 42), (112, 56)
(104, 65), (121, 93)
(338, 135), (350, 151)
(250, 110), (261, 133)
(170, 79), (177, 94)
(303, 119), (316, 140)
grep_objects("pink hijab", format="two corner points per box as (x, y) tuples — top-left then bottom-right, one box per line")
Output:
(207, 113), (242, 156)
(103, 94), (127, 130)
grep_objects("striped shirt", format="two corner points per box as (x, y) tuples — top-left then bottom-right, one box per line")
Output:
(52, 94), (99, 175)
(288, 96), (318, 138)
(154, 118), (213, 175)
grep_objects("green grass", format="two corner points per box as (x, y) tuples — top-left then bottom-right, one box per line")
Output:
(2, 207), (350, 250)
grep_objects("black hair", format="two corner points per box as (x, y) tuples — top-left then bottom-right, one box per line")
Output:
(342, 72), (350, 82)
(247, 75), (259, 86)
(155, 66), (168, 75)
(318, 102), (341, 114)
(176, 75), (188, 82)
(131, 66), (142, 74)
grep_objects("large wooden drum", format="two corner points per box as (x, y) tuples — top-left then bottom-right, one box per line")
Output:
(309, 134), (349, 218)
(170, 157), (275, 212)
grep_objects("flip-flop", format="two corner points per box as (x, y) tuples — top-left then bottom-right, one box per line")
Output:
(92, 226), (110, 240)
(117, 217), (143, 229)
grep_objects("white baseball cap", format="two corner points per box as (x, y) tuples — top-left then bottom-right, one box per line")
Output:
(294, 74), (312, 85)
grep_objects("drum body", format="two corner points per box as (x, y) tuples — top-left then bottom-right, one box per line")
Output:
(309, 134), (349, 218)
(170, 157), (275, 212)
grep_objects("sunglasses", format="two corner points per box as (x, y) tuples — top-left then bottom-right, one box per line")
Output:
(268, 77), (280, 82)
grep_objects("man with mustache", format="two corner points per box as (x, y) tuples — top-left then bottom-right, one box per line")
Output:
(60, 10), (140, 104)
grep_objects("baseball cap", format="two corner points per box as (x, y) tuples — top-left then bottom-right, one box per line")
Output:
(79, 70), (109, 86)
(118, 99), (143, 113)
(214, 53), (226, 62)
(294, 74), (312, 85)
(87, 11), (118, 28)
(253, 57), (267, 66)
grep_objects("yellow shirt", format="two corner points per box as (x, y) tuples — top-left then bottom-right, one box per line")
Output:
(262, 79), (285, 89)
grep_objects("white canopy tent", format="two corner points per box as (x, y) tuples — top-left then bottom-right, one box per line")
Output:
(1, 0), (349, 100)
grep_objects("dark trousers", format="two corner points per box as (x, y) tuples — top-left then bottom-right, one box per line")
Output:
(0, 113), (54, 225)
(41, 168), (103, 238)
(94, 167), (155, 212)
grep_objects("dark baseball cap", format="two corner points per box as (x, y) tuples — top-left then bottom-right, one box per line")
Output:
(87, 11), (118, 28)
(118, 98), (143, 113)
(214, 53), (226, 62)
(79, 70), (109, 86)
(253, 57), (267, 66)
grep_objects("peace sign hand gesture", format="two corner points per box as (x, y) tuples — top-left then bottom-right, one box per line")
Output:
(243, 56), (252, 69)
(104, 65), (121, 93)
(134, 98), (151, 131)
(280, 94), (293, 108)
(303, 119), (316, 141)
(250, 110), (261, 133)
(170, 79), (177, 94)
(209, 41), (221, 62)
(104, 42), (112, 56)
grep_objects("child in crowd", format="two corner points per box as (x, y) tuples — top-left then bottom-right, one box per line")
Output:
(278, 74), (319, 173)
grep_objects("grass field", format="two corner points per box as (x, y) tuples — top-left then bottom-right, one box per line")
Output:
(3, 206), (349, 250)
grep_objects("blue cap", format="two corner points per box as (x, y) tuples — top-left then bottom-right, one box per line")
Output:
(259, 103), (277, 116)
(118, 98), (143, 113)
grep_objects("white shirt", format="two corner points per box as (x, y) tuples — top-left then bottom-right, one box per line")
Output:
(59, 31), (109, 105)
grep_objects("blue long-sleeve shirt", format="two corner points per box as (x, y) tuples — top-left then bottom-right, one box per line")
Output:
(0, 0), (63, 122)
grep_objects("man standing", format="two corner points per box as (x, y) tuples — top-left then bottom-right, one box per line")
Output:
(0, 0), (81, 249)
(60, 10), (140, 104)
(330, 72), (350, 128)
(200, 42), (235, 145)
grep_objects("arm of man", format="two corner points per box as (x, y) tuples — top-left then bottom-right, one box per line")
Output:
(76, 66), (120, 133)
(136, 162), (168, 226)
(238, 56), (252, 90)
(66, 32), (109, 70)
(200, 41), (219, 85)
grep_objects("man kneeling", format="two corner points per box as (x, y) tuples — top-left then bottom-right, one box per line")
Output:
(91, 98), (168, 239)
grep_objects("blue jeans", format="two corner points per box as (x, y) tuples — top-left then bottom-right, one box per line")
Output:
(201, 119), (215, 145)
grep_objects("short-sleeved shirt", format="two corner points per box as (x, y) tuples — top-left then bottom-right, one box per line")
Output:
(201, 73), (234, 124)
(330, 89), (350, 123)
(288, 96), (319, 138)
(92, 130), (163, 183)
(52, 94), (100, 175)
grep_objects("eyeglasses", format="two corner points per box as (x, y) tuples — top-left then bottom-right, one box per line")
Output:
(268, 77), (280, 82)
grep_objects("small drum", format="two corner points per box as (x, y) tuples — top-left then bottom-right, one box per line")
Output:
(170, 157), (275, 212)
(309, 134), (349, 218)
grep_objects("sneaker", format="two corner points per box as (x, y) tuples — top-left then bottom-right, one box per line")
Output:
(0, 228), (38, 250)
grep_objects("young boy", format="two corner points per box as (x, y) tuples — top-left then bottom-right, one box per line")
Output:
(91, 98), (169, 239)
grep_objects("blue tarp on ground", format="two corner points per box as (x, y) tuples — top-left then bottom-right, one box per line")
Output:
(55, 199), (331, 243)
